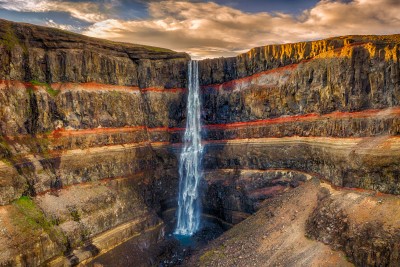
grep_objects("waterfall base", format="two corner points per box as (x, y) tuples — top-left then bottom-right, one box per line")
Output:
(87, 214), (226, 267)
(159, 218), (225, 266)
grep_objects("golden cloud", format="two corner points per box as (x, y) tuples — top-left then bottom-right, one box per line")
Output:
(0, 0), (112, 22)
(2, 0), (400, 58)
(82, 0), (400, 58)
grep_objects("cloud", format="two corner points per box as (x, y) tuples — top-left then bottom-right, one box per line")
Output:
(81, 0), (400, 58)
(2, 0), (400, 58)
(45, 19), (80, 31)
(0, 0), (115, 22)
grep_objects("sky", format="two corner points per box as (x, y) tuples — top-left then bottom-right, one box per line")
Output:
(0, 0), (399, 59)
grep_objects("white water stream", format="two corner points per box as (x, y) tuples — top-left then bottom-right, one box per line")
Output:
(174, 60), (203, 236)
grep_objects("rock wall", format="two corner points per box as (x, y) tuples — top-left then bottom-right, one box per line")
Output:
(0, 19), (188, 86)
(198, 35), (400, 197)
(0, 19), (188, 266)
(193, 36), (400, 267)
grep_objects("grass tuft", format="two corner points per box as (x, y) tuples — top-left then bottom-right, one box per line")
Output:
(12, 196), (68, 250)
(30, 80), (60, 97)
(13, 196), (52, 231)
(0, 25), (19, 51)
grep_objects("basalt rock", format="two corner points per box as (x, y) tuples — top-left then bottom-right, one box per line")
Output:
(305, 186), (400, 266)
(0, 19), (189, 87)
(0, 19), (187, 266)
(199, 35), (400, 85)
(198, 35), (400, 196)
(188, 180), (400, 267)
(200, 40), (400, 124)
(202, 169), (311, 224)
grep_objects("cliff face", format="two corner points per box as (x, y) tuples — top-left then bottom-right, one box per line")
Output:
(0, 19), (188, 86)
(0, 19), (188, 266)
(194, 36), (400, 266)
(0, 19), (399, 266)
(199, 36), (400, 196)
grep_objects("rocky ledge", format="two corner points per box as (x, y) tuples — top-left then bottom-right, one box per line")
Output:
(188, 178), (400, 266)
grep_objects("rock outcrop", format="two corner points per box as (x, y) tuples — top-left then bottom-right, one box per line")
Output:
(0, 18), (399, 266)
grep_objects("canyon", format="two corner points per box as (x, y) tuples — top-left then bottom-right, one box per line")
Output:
(0, 19), (399, 266)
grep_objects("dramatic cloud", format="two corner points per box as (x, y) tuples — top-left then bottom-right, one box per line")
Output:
(1, 0), (399, 58)
(81, 0), (400, 58)
(45, 19), (80, 31)
(0, 0), (115, 22)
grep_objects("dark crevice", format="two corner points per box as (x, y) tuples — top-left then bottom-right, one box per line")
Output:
(24, 89), (39, 136)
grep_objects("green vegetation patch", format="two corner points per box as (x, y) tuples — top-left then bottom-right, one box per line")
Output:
(0, 24), (20, 51)
(30, 80), (60, 97)
(69, 207), (81, 222)
(199, 247), (226, 265)
(13, 196), (53, 232)
(139, 44), (173, 53)
(12, 135), (51, 159)
(0, 136), (12, 160)
(12, 196), (67, 249)
(0, 22), (28, 54)
(199, 250), (217, 264)
(25, 87), (34, 100)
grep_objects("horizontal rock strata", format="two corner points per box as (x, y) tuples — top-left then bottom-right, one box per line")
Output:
(0, 19), (187, 266)
(199, 35), (400, 197)
(190, 35), (400, 266)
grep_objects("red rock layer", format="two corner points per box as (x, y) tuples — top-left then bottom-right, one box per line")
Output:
(204, 107), (400, 130)
(0, 80), (187, 93)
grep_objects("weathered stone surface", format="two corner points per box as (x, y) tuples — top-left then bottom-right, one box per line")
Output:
(188, 180), (400, 267)
(0, 81), (187, 137)
(202, 108), (400, 141)
(204, 137), (400, 194)
(306, 184), (400, 266)
(203, 169), (311, 224)
(200, 44), (400, 124)
(0, 177), (164, 266)
(199, 35), (400, 85)
(0, 19), (186, 266)
(0, 19), (189, 87)
(197, 35), (400, 205)
(187, 180), (349, 266)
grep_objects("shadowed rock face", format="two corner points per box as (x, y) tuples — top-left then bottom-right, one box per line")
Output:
(0, 19), (399, 266)
(0, 19), (189, 87)
(305, 185), (400, 267)
(0, 19), (188, 266)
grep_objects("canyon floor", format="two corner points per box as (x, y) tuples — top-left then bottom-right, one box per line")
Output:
(187, 178), (400, 266)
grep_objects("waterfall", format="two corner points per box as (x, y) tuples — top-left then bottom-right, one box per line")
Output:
(174, 60), (203, 236)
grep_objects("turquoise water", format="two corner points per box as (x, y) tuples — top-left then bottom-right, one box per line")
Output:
(173, 234), (195, 247)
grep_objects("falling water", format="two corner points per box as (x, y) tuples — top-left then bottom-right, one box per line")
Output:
(174, 60), (203, 236)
